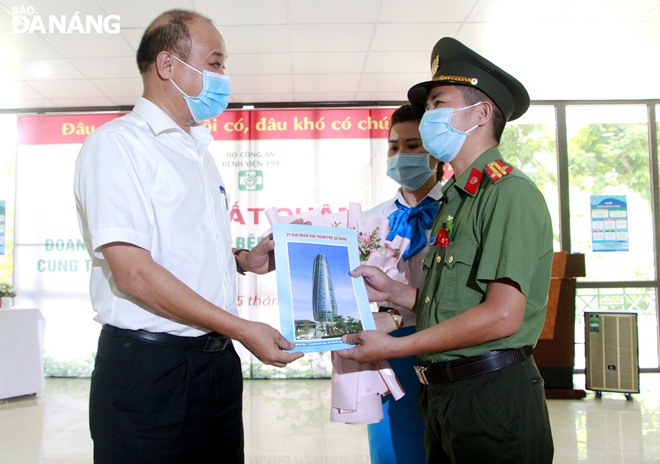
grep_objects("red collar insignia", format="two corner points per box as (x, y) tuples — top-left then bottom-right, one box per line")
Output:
(464, 168), (483, 195)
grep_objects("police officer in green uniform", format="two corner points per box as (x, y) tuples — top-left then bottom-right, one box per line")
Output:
(337, 37), (554, 463)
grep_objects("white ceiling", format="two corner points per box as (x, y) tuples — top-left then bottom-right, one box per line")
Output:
(0, 0), (659, 112)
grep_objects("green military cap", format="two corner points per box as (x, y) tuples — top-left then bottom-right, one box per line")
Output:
(408, 37), (530, 121)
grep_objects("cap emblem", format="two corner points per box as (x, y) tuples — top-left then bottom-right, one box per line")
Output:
(431, 55), (439, 76)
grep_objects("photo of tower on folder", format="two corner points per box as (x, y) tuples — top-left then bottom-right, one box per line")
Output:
(273, 224), (375, 353)
(312, 253), (338, 324)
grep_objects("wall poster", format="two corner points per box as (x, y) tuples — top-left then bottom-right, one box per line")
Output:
(590, 195), (629, 252)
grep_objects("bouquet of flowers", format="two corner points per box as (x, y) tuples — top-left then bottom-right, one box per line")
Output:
(357, 227), (386, 262)
(351, 204), (410, 285)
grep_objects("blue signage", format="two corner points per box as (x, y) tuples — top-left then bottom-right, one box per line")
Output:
(590, 195), (629, 252)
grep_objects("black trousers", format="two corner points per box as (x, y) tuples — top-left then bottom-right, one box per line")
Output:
(418, 356), (554, 464)
(90, 327), (244, 464)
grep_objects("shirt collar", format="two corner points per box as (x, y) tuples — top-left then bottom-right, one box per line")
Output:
(132, 97), (213, 153)
(442, 147), (503, 197)
(395, 180), (444, 207)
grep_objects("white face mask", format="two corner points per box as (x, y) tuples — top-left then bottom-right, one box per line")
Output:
(169, 55), (231, 122)
(419, 102), (481, 163)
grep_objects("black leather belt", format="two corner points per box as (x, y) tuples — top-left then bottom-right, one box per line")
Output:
(102, 324), (231, 352)
(414, 346), (533, 385)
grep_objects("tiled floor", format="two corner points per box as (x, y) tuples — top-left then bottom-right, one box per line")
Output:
(1, 374), (659, 463)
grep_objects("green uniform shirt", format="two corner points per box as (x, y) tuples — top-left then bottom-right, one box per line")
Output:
(416, 147), (553, 363)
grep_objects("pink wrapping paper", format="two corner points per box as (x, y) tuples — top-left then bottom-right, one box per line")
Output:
(330, 354), (404, 424)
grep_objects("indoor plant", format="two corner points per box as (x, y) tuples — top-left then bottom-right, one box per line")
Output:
(0, 282), (17, 308)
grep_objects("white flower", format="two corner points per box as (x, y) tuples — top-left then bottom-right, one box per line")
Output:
(0, 282), (17, 298)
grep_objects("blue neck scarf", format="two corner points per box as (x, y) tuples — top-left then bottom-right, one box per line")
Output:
(386, 196), (439, 261)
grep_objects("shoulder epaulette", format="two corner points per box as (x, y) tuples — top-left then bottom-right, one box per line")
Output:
(484, 160), (514, 183)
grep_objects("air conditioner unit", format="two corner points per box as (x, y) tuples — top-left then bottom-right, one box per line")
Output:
(584, 312), (639, 399)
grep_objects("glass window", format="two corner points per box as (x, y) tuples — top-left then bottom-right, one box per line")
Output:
(567, 105), (653, 281)
(568, 105), (659, 370)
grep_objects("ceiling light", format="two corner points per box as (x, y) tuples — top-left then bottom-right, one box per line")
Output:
(30, 63), (52, 78)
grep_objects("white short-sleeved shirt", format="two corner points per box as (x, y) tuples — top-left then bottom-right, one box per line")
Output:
(365, 182), (444, 324)
(74, 97), (236, 336)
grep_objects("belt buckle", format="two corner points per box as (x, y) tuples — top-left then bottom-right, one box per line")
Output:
(203, 335), (229, 352)
(414, 365), (430, 385)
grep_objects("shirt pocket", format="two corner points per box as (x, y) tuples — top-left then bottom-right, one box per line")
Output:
(422, 247), (437, 271)
(439, 240), (483, 312)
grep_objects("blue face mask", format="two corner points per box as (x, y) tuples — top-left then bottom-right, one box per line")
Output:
(170, 55), (230, 123)
(419, 102), (481, 163)
(387, 153), (434, 190)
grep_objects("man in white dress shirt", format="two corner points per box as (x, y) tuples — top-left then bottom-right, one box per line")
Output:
(74, 9), (302, 463)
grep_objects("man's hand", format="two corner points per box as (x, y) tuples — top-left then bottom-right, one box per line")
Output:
(334, 330), (399, 364)
(350, 265), (418, 310)
(373, 311), (400, 333)
(239, 219), (308, 275)
(240, 234), (275, 275)
(238, 321), (304, 367)
(350, 265), (417, 311)
(350, 265), (396, 302)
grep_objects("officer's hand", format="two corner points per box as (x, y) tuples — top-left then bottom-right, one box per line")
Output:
(335, 330), (397, 364)
(349, 265), (394, 302)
